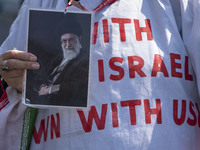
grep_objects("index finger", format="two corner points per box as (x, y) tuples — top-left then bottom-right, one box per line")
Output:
(2, 50), (37, 61)
(4, 59), (40, 71)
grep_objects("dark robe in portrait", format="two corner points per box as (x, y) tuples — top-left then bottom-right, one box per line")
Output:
(28, 49), (89, 107)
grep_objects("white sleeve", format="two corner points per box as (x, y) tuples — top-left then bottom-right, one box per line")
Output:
(0, 87), (27, 150)
(180, 0), (200, 96)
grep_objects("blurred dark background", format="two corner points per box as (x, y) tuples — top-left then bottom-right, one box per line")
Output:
(0, 0), (24, 45)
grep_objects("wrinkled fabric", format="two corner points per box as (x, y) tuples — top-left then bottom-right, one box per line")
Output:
(1, 0), (200, 150)
(181, 0), (200, 96)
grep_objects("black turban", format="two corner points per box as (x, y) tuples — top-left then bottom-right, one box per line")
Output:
(56, 14), (82, 37)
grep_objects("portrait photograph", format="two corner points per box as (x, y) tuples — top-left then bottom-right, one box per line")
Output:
(23, 9), (92, 108)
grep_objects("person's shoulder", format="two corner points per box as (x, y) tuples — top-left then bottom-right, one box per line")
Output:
(72, 49), (89, 67)
(78, 49), (89, 60)
(46, 53), (63, 72)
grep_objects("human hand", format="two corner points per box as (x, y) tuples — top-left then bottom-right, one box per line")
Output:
(38, 86), (49, 95)
(0, 50), (40, 92)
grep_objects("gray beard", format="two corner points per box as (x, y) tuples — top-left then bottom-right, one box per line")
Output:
(62, 48), (80, 61)
(62, 37), (82, 60)
(59, 48), (79, 67)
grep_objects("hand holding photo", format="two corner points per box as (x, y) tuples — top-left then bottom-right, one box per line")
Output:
(23, 9), (92, 108)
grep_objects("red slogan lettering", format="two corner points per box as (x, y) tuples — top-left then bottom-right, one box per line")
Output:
(33, 113), (60, 144)
(33, 99), (200, 143)
(92, 18), (153, 44)
(98, 53), (193, 82)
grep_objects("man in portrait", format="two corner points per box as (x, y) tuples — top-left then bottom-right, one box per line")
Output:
(36, 18), (89, 107)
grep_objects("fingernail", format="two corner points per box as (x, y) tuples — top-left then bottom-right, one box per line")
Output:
(30, 56), (37, 61)
(32, 63), (40, 69)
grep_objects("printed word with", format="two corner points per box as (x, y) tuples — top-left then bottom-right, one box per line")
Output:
(92, 18), (153, 44)
(78, 99), (200, 133)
